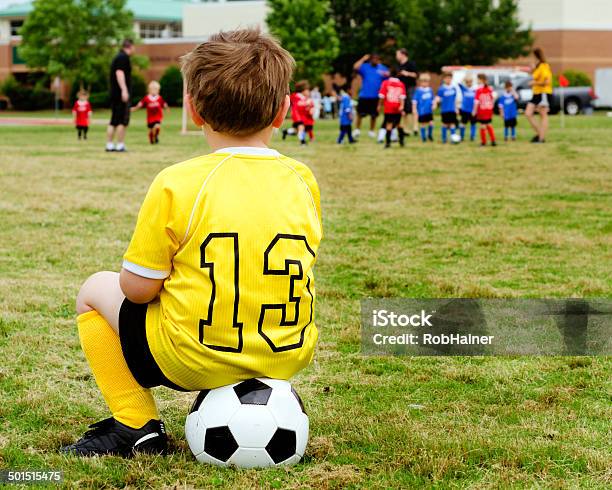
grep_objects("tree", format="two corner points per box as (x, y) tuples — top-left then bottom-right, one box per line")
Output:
(160, 66), (183, 106)
(267, 0), (339, 84)
(398, 0), (533, 71)
(329, 0), (404, 76)
(329, 0), (532, 75)
(19, 0), (135, 90)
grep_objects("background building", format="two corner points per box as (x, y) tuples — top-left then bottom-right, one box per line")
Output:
(516, 0), (612, 79)
(0, 0), (610, 90)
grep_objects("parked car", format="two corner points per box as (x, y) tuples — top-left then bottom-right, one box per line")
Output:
(496, 78), (596, 115)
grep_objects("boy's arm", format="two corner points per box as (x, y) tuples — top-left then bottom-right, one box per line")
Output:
(122, 171), (181, 301)
(472, 98), (479, 116)
(119, 269), (163, 304)
(498, 103), (504, 119)
(130, 101), (143, 112)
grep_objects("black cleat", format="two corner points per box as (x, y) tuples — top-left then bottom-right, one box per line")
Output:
(491, 141), (497, 146)
(61, 417), (167, 458)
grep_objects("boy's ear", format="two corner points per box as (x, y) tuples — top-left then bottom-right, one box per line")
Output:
(272, 95), (290, 129)
(186, 94), (205, 127)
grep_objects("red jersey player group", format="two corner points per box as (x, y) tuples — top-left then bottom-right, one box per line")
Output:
(131, 81), (169, 144)
(282, 80), (315, 145)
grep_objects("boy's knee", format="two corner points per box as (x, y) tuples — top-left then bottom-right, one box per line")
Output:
(76, 271), (117, 315)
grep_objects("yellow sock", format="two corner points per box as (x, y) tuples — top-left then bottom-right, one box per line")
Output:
(77, 311), (159, 428)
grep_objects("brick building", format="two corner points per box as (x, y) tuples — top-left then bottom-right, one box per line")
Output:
(0, 0), (610, 97)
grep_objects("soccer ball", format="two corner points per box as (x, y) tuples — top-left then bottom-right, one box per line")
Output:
(450, 133), (462, 144)
(185, 378), (309, 468)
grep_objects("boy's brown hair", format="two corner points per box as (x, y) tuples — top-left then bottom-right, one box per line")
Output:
(477, 73), (488, 83)
(181, 28), (294, 136)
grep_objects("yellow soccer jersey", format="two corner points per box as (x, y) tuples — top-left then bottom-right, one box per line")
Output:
(123, 147), (322, 390)
(533, 62), (553, 94)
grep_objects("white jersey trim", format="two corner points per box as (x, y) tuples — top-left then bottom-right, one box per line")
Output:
(122, 260), (171, 280)
(214, 147), (280, 157)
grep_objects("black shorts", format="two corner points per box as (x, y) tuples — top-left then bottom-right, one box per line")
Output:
(305, 124), (313, 131)
(460, 110), (476, 125)
(530, 93), (550, 107)
(118, 299), (187, 391)
(504, 118), (517, 128)
(357, 98), (379, 117)
(404, 87), (416, 113)
(418, 113), (433, 124)
(292, 121), (303, 129)
(75, 125), (88, 130)
(110, 100), (130, 127)
(478, 118), (492, 125)
(147, 121), (162, 129)
(383, 113), (402, 126)
(441, 111), (458, 125)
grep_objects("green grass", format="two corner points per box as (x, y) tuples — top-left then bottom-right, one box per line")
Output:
(0, 110), (611, 489)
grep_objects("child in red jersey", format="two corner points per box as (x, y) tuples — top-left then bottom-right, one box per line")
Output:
(473, 73), (497, 147)
(131, 81), (168, 144)
(282, 85), (305, 140)
(378, 67), (406, 148)
(72, 90), (92, 140)
(300, 90), (315, 143)
(291, 80), (314, 145)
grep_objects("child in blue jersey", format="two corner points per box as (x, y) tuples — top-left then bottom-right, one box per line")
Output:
(337, 87), (356, 144)
(435, 72), (459, 143)
(412, 73), (435, 142)
(498, 81), (519, 141)
(459, 75), (477, 141)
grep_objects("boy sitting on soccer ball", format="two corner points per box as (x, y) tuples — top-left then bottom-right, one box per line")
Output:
(62, 29), (323, 457)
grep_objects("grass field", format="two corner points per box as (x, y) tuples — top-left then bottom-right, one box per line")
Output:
(0, 110), (611, 489)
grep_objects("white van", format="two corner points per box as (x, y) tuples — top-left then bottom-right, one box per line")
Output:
(443, 66), (531, 89)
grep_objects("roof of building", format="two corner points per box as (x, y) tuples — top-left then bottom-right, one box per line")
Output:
(0, 0), (190, 21)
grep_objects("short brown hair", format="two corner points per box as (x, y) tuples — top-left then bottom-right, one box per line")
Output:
(477, 73), (488, 83)
(181, 28), (295, 136)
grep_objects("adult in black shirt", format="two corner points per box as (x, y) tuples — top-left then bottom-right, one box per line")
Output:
(106, 39), (134, 152)
(396, 48), (418, 134)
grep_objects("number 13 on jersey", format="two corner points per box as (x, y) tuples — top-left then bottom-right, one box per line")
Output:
(199, 233), (316, 354)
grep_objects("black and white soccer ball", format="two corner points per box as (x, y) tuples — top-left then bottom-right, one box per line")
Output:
(185, 378), (309, 468)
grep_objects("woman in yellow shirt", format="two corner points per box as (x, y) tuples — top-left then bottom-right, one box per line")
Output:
(525, 47), (553, 143)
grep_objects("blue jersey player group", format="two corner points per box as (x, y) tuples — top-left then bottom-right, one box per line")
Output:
(282, 50), (521, 148)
